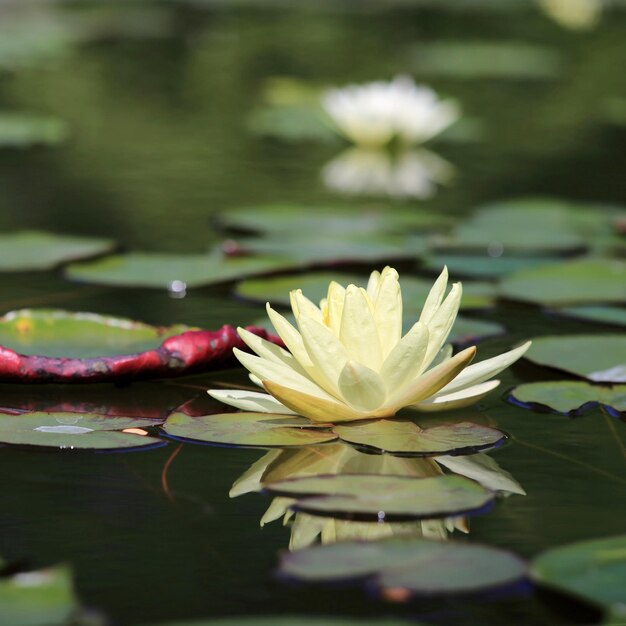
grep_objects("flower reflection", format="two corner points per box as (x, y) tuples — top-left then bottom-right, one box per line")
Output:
(537, 0), (604, 30)
(322, 147), (454, 200)
(231, 442), (524, 550)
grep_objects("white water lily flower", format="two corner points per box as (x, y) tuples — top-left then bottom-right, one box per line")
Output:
(322, 147), (454, 200)
(209, 267), (531, 423)
(322, 76), (459, 148)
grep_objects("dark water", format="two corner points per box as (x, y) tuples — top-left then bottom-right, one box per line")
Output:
(0, 2), (625, 625)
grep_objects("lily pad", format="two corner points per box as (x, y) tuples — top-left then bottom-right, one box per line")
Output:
(425, 253), (555, 279)
(552, 306), (626, 328)
(525, 335), (626, 383)
(65, 251), (293, 289)
(162, 412), (337, 448)
(0, 231), (114, 272)
(153, 619), (425, 626)
(0, 565), (78, 626)
(236, 272), (495, 310)
(0, 309), (273, 383)
(265, 474), (494, 521)
(248, 104), (338, 143)
(333, 419), (506, 456)
(531, 535), (626, 620)
(0, 114), (69, 148)
(0, 412), (163, 450)
(280, 537), (527, 595)
(499, 259), (626, 306)
(509, 381), (626, 416)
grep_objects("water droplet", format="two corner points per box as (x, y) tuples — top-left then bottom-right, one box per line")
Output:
(169, 280), (187, 299)
(35, 425), (94, 435)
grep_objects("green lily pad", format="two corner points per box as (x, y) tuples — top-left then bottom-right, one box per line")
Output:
(0, 565), (78, 626)
(509, 381), (626, 416)
(333, 419), (506, 456)
(281, 537), (526, 595)
(0, 113), (69, 148)
(265, 474), (494, 521)
(65, 252), (293, 290)
(248, 104), (338, 144)
(153, 619), (425, 626)
(553, 306), (626, 328)
(410, 41), (564, 80)
(499, 259), (626, 306)
(217, 204), (451, 236)
(531, 535), (626, 619)
(0, 412), (162, 450)
(0, 309), (190, 359)
(236, 272), (495, 310)
(0, 231), (114, 272)
(162, 412), (337, 448)
(425, 254), (555, 279)
(526, 335), (626, 383)
(448, 317), (504, 343)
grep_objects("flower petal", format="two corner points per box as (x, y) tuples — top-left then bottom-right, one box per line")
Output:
(339, 284), (382, 370)
(439, 341), (532, 395)
(338, 359), (387, 412)
(419, 266), (448, 325)
(290, 289), (324, 324)
(260, 497), (293, 527)
(411, 380), (501, 412)
(373, 266), (403, 358)
(263, 378), (371, 422)
(324, 280), (346, 336)
(208, 389), (297, 414)
(387, 345), (476, 409)
(237, 326), (307, 375)
(266, 304), (314, 369)
(380, 321), (429, 395)
(366, 269), (381, 299)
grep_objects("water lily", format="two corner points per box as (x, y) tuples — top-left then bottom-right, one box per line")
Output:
(209, 267), (531, 423)
(321, 75), (459, 148)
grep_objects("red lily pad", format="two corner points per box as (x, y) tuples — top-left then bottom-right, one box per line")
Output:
(0, 309), (274, 384)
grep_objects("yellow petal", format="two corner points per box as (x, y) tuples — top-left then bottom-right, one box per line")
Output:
(339, 284), (382, 370)
(262, 378), (371, 423)
(410, 380), (500, 412)
(366, 269), (381, 299)
(266, 304), (314, 368)
(387, 345), (476, 409)
(325, 280), (346, 336)
(338, 359), (387, 412)
(208, 389), (297, 414)
(237, 326), (307, 375)
(380, 321), (429, 393)
(373, 267), (402, 358)
(419, 266), (448, 325)
(290, 289), (324, 323)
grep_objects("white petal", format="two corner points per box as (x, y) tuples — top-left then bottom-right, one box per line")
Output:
(290, 289), (324, 323)
(439, 341), (532, 395)
(373, 266), (403, 358)
(266, 304), (315, 369)
(338, 359), (387, 412)
(237, 327), (307, 375)
(411, 380), (500, 412)
(324, 281), (346, 336)
(366, 269), (381, 299)
(339, 284), (382, 370)
(208, 389), (297, 415)
(419, 266), (448, 325)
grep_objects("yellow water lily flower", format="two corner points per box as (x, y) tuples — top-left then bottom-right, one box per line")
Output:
(209, 267), (530, 423)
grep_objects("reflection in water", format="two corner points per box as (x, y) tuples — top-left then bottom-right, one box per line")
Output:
(322, 148), (454, 200)
(537, 0), (604, 30)
(231, 442), (524, 550)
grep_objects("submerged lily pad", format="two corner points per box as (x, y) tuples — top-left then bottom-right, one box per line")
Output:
(0, 231), (114, 272)
(0, 114), (69, 148)
(531, 535), (626, 620)
(552, 306), (626, 328)
(0, 309), (271, 383)
(526, 335), (626, 383)
(509, 381), (626, 416)
(236, 272), (495, 310)
(281, 537), (526, 595)
(265, 474), (494, 521)
(65, 251), (292, 289)
(333, 419), (506, 456)
(0, 411), (162, 449)
(162, 412), (337, 448)
(0, 565), (78, 626)
(499, 259), (626, 306)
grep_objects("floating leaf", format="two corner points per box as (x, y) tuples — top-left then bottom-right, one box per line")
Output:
(265, 474), (494, 521)
(0, 113), (69, 148)
(0, 309), (273, 383)
(425, 253), (555, 278)
(248, 105), (338, 143)
(499, 259), (626, 306)
(531, 535), (626, 620)
(0, 565), (78, 626)
(152, 618), (427, 626)
(280, 537), (526, 595)
(410, 41), (564, 79)
(0, 231), (114, 272)
(162, 412), (337, 448)
(509, 381), (626, 416)
(237, 273), (495, 310)
(0, 412), (163, 450)
(447, 317), (504, 343)
(526, 335), (626, 383)
(66, 251), (293, 289)
(552, 306), (626, 328)
(333, 419), (506, 456)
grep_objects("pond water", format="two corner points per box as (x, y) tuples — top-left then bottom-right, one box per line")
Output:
(0, 2), (625, 625)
